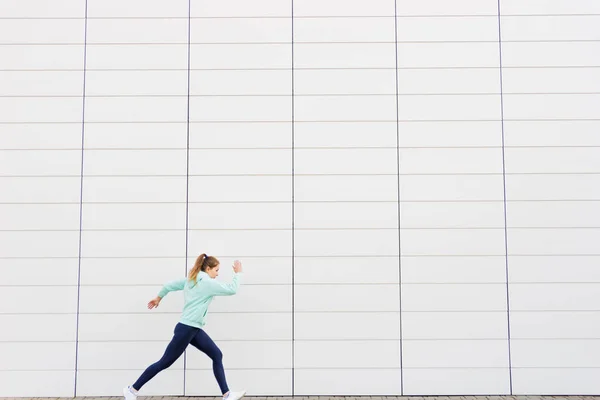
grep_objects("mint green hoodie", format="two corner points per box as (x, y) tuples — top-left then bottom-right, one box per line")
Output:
(157, 271), (242, 329)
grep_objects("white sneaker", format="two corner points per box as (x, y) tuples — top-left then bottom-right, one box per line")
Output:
(224, 390), (246, 400)
(123, 386), (138, 400)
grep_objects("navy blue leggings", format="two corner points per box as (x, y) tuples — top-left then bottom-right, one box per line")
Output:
(132, 323), (229, 394)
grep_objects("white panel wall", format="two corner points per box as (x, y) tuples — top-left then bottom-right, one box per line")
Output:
(186, 1), (293, 395)
(293, 0), (401, 395)
(1, 0), (599, 397)
(501, 0), (600, 395)
(397, 0), (509, 395)
(77, 0), (189, 396)
(0, 0), (84, 396)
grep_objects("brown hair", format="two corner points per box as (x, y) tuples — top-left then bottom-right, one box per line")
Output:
(189, 253), (219, 282)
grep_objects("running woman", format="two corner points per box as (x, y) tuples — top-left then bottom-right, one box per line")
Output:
(123, 254), (246, 400)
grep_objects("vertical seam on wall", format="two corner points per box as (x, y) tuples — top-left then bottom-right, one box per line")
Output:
(74, 0), (88, 396)
(183, 0), (192, 395)
(497, 0), (514, 394)
(394, 0), (404, 395)
(291, 0), (296, 396)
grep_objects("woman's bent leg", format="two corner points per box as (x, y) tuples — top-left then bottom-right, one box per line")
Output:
(132, 323), (198, 390)
(190, 329), (229, 394)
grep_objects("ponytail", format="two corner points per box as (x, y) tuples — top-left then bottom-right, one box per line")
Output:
(189, 253), (219, 282)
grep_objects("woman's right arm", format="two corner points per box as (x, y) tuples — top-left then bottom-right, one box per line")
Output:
(148, 278), (187, 309)
(158, 279), (187, 298)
